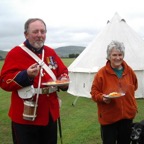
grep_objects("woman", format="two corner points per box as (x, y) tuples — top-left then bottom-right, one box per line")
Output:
(90, 40), (138, 144)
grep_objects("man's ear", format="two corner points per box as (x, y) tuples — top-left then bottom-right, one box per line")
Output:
(24, 32), (28, 39)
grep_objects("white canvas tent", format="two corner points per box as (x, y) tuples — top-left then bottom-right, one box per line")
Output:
(68, 13), (144, 99)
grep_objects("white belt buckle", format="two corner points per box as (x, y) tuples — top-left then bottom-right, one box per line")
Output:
(35, 87), (58, 94)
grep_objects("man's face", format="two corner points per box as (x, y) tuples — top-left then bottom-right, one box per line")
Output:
(25, 20), (46, 49)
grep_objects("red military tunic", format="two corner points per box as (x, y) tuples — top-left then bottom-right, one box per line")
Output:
(0, 43), (68, 126)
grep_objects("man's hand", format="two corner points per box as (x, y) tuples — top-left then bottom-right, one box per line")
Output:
(58, 74), (69, 91)
(27, 63), (40, 78)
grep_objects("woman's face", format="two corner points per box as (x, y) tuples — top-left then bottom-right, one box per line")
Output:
(109, 48), (124, 69)
(25, 20), (46, 49)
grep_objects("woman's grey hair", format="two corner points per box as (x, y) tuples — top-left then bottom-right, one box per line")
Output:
(106, 40), (125, 60)
(24, 18), (47, 33)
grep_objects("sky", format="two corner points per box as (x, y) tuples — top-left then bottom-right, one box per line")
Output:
(0, 0), (144, 51)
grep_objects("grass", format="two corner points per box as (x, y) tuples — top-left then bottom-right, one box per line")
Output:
(0, 59), (144, 144)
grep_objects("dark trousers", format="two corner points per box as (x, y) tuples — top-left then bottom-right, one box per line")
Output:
(12, 116), (57, 144)
(101, 119), (132, 144)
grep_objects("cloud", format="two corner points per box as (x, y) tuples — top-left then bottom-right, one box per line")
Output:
(0, 0), (144, 51)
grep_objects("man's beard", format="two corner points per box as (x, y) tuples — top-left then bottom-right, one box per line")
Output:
(33, 41), (44, 49)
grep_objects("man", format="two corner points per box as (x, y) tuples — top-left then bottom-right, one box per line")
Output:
(0, 18), (69, 144)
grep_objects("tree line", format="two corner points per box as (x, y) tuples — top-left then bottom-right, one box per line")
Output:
(69, 53), (79, 58)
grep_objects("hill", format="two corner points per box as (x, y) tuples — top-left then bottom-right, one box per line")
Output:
(0, 46), (85, 59)
(54, 45), (85, 57)
(0, 50), (7, 60)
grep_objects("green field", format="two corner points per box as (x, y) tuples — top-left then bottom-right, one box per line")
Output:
(0, 59), (144, 144)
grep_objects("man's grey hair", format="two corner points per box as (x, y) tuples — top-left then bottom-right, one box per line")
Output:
(106, 40), (125, 60)
(24, 18), (47, 33)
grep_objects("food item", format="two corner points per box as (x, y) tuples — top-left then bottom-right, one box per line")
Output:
(109, 92), (122, 97)
(56, 80), (69, 83)
(47, 81), (57, 84)
(47, 80), (69, 85)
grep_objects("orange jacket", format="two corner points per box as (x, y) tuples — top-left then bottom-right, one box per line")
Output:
(90, 60), (138, 125)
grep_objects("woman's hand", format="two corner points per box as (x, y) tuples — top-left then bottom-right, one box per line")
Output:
(103, 94), (111, 104)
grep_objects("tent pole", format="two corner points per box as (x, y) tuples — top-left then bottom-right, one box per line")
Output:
(72, 96), (79, 106)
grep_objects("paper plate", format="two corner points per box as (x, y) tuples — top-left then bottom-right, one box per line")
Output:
(42, 80), (70, 86)
(104, 93), (125, 98)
